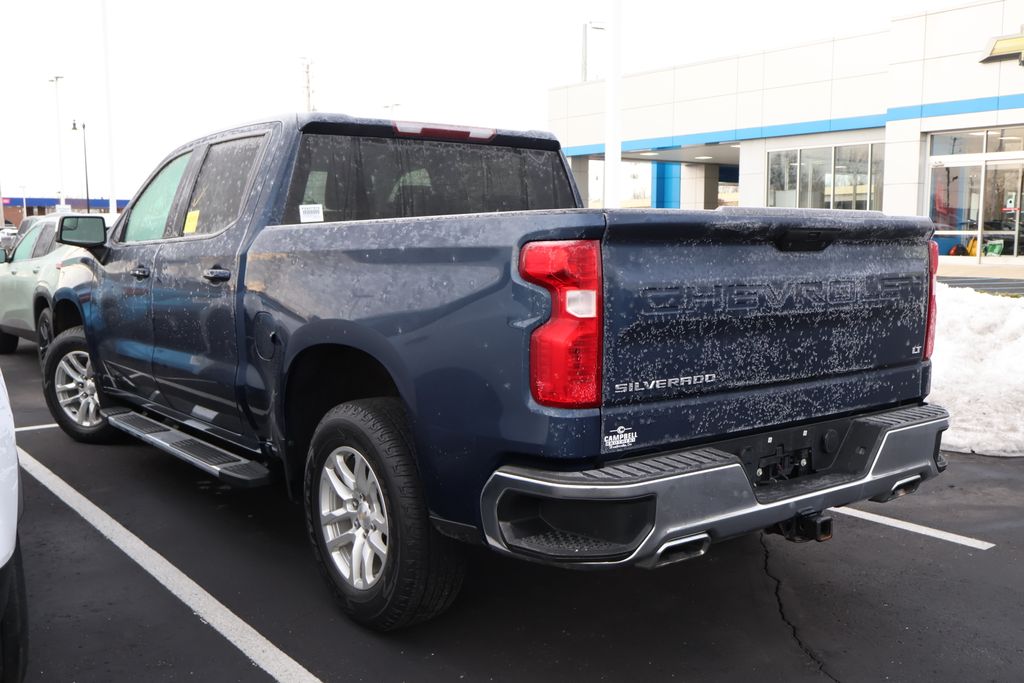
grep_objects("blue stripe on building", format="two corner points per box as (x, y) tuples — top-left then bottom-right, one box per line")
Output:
(1, 197), (129, 209)
(564, 92), (1024, 157)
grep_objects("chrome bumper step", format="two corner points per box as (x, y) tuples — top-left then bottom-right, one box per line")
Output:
(481, 404), (950, 568)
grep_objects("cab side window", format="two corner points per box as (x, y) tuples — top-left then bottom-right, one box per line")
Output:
(11, 225), (42, 262)
(122, 153), (192, 243)
(175, 137), (262, 237)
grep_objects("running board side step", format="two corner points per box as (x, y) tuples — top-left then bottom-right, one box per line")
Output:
(104, 409), (270, 487)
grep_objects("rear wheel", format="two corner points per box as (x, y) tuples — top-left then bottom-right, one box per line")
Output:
(0, 331), (16, 355)
(304, 398), (466, 631)
(36, 308), (53, 369)
(42, 326), (121, 444)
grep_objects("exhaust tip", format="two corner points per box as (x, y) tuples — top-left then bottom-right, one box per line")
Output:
(890, 474), (922, 499)
(654, 533), (711, 567)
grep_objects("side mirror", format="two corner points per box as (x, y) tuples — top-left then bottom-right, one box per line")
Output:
(57, 215), (107, 248)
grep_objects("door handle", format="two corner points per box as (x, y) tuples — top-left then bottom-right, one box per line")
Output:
(130, 265), (151, 280)
(202, 268), (232, 283)
(31, 267), (40, 274)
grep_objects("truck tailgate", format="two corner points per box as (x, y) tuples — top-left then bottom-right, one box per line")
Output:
(600, 208), (933, 454)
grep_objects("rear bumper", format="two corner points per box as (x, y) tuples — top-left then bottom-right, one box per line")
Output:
(480, 404), (949, 568)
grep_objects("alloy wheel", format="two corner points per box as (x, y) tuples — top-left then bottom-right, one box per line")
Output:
(53, 350), (103, 427)
(318, 446), (390, 590)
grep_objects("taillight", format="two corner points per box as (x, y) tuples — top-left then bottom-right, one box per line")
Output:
(924, 240), (938, 359)
(519, 240), (602, 408)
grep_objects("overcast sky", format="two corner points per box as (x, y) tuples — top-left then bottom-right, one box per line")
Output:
(0, 0), (945, 202)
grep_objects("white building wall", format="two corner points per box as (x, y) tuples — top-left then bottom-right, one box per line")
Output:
(738, 140), (767, 207)
(680, 164), (719, 210)
(550, 31), (888, 152)
(550, 0), (1024, 217)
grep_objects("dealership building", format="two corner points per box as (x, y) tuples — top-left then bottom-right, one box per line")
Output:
(549, 0), (1024, 258)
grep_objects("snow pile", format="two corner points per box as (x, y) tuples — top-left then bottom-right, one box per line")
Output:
(929, 282), (1024, 456)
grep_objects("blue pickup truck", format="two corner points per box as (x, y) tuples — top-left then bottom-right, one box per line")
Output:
(42, 114), (948, 630)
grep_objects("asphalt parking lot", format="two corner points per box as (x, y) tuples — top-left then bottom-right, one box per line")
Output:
(3, 344), (1022, 682)
(938, 276), (1024, 296)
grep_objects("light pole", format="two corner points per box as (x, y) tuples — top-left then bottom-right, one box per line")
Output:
(299, 57), (314, 112)
(50, 76), (65, 206)
(581, 22), (605, 82)
(72, 121), (90, 214)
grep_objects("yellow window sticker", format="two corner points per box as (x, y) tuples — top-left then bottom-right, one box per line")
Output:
(183, 210), (200, 235)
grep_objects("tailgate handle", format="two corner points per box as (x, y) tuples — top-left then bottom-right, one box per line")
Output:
(774, 228), (840, 252)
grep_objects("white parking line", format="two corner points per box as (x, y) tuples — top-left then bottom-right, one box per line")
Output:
(830, 506), (995, 551)
(14, 423), (59, 433)
(17, 447), (323, 683)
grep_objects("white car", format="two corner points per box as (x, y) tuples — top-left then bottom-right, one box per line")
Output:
(0, 371), (26, 682)
(0, 229), (15, 254)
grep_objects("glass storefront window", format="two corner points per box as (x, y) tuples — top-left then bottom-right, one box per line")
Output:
(767, 150), (797, 207)
(799, 147), (832, 208)
(870, 143), (884, 210)
(833, 144), (869, 210)
(985, 127), (1024, 154)
(931, 131), (985, 155)
(930, 165), (981, 231)
(767, 145), (883, 211)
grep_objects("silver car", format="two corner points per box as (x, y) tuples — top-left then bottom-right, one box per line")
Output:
(0, 216), (90, 365)
(1, 216), (45, 254)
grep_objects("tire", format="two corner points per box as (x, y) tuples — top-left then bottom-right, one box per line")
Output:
(0, 331), (15, 355)
(36, 308), (53, 370)
(42, 326), (121, 444)
(0, 541), (28, 683)
(304, 398), (466, 631)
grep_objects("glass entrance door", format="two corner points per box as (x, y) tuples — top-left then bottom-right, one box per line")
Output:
(983, 162), (1023, 256)
(928, 128), (1024, 259)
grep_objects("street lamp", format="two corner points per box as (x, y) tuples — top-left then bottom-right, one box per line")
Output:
(581, 22), (606, 82)
(71, 120), (90, 214)
(50, 76), (65, 206)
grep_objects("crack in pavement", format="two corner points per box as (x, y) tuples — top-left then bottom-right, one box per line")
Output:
(760, 533), (841, 683)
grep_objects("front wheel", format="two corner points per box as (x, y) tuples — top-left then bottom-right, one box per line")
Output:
(42, 326), (122, 444)
(304, 398), (466, 631)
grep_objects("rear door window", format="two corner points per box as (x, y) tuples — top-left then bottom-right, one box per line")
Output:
(122, 153), (192, 243)
(11, 225), (42, 262)
(175, 136), (263, 237)
(31, 221), (57, 258)
(282, 134), (576, 223)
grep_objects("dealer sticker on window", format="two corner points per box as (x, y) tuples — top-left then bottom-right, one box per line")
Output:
(298, 204), (324, 223)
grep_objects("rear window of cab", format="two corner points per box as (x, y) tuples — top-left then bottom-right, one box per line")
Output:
(282, 134), (576, 224)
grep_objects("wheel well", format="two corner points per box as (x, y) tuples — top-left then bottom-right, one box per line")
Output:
(283, 345), (401, 497)
(33, 297), (49, 327)
(51, 300), (83, 336)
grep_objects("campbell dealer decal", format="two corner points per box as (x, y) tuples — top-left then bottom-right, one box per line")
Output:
(604, 425), (638, 450)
